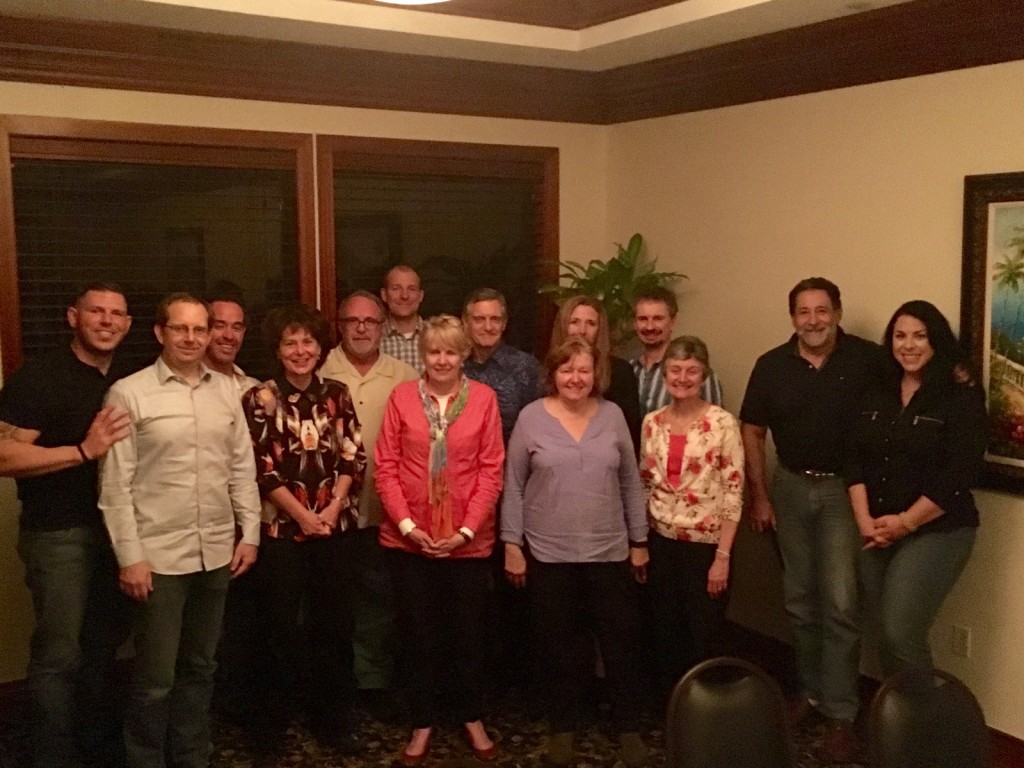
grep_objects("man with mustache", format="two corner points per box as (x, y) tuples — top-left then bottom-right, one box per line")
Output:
(740, 277), (883, 762)
(631, 286), (723, 416)
(319, 290), (417, 711)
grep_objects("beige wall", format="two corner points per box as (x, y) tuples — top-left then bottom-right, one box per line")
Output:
(3, 58), (1024, 739)
(606, 60), (1024, 738)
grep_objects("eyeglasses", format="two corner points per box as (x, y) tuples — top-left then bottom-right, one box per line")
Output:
(164, 324), (210, 337)
(339, 317), (384, 329)
(211, 321), (246, 333)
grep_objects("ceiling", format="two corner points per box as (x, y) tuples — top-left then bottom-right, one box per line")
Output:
(0, 0), (917, 71)
(0, 0), (1021, 124)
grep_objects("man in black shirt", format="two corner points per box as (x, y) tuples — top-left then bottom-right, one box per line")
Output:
(739, 277), (882, 763)
(0, 282), (133, 768)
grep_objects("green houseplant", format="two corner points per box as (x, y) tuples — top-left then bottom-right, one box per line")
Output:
(540, 233), (686, 344)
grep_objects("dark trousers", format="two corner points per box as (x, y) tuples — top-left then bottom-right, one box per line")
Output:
(350, 527), (397, 690)
(126, 567), (231, 768)
(528, 558), (642, 734)
(18, 526), (133, 768)
(648, 533), (731, 690)
(254, 533), (358, 733)
(389, 550), (491, 728)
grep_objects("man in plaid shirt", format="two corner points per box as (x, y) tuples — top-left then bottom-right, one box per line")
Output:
(379, 264), (425, 373)
(631, 286), (723, 415)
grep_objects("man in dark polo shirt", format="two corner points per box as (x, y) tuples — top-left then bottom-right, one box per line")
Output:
(740, 277), (883, 763)
(0, 281), (133, 768)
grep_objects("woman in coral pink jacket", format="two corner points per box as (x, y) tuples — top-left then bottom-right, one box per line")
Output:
(375, 314), (504, 766)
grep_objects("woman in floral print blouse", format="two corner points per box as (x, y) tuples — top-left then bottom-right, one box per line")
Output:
(639, 335), (744, 692)
(241, 303), (367, 762)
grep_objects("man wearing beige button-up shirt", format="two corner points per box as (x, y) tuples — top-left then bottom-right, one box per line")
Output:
(100, 293), (261, 768)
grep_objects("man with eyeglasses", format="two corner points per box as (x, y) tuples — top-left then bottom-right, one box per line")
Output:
(203, 288), (260, 394)
(319, 290), (417, 712)
(100, 292), (261, 768)
(0, 281), (134, 768)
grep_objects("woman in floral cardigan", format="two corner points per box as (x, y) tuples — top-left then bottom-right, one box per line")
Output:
(639, 336), (744, 691)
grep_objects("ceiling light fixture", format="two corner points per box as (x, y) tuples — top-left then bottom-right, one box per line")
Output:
(374, 1), (452, 5)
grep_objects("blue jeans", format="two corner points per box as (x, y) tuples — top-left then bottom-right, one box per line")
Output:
(860, 526), (975, 676)
(17, 525), (132, 768)
(125, 567), (230, 768)
(771, 467), (861, 721)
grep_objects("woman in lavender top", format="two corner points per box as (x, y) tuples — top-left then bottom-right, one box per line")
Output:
(501, 337), (649, 768)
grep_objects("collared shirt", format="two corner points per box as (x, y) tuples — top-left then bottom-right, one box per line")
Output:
(380, 317), (425, 373)
(318, 347), (418, 527)
(631, 356), (724, 416)
(99, 358), (261, 575)
(640, 405), (744, 544)
(739, 329), (885, 473)
(243, 374), (366, 541)
(463, 342), (544, 444)
(846, 379), (986, 532)
(230, 363), (260, 397)
(0, 346), (129, 530)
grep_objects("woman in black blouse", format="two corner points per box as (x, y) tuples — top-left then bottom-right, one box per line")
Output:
(846, 300), (986, 675)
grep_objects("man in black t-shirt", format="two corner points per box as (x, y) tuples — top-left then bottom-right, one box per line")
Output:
(740, 277), (883, 763)
(0, 282), (133, 768)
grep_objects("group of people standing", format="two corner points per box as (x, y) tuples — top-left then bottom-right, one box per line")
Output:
(0, 266), (985, 768)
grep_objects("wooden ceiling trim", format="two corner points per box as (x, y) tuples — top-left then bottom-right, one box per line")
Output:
(0, 16), (602, 124)
(601, 0), (1024, 122)
(337, 0), (686, 31)
(1, 0), (1023, 126)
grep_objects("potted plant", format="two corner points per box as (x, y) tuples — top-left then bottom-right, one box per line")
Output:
(540, 233), (686, 344)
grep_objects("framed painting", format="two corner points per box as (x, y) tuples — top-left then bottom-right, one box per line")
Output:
(962, 171), (1024, 492)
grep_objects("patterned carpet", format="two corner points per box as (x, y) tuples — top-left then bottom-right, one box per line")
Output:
(0, 629), (873, 768)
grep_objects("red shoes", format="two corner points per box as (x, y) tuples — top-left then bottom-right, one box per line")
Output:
(397, 730), (431, 767)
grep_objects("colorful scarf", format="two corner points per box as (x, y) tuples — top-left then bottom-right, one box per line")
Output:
(418, 376), (471, 540)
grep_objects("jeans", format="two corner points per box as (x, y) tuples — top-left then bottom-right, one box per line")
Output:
(860, 526), (976, 676)
(771, 466), (861, 721)
(125, 567), (230, 768)
(17, 525), (133, 768)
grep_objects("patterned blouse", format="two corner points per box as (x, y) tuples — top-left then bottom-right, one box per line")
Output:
(639, 404), (744, 544)
(243, 375), (367, 541)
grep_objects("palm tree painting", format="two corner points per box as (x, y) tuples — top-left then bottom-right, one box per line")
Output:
(987, 204), (1024, 464)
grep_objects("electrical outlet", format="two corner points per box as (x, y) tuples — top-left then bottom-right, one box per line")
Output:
(952, 625), (972, 658)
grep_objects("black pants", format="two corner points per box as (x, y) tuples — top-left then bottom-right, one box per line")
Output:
(388, 550), (491, 728)
(527, 558), (642, 734)
(648, 533), (731, 689)
(254, 533), (358, 733)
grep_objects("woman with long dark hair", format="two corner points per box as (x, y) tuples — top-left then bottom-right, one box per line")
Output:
(846, 300), (986, 674)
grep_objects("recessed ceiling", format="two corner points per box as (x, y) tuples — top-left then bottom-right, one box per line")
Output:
(0, 0), (917, 71)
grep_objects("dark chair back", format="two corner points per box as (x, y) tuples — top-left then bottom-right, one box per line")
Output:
(868, 667), (988, 768)
(666, 656), (794, 768)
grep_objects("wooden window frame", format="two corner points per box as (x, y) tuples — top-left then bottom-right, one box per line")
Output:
(0, 116), (316, 375)
(316, 136), (559, 350)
